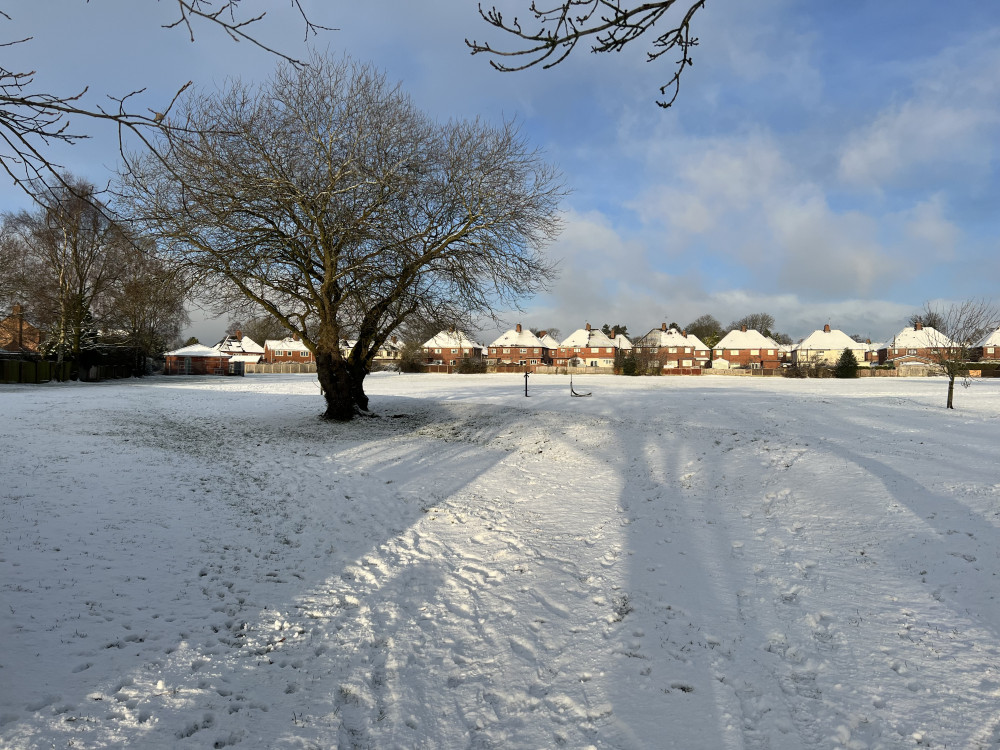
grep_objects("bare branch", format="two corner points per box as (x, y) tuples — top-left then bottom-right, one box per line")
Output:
(467, 0), (706, 108)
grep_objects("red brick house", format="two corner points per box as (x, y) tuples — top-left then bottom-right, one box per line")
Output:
(422, 330), (484, 365)
(263, 335), (315, 364)
(712, 327), (781, 369)
(214, 330), (264, 364)
(487, 324), (549, 366)
(555, 323), (618, 368)
(0, 304), (43, 353)
(976, 327), (1000, 361)
(164, 344), (232, 375)
(635, 324), (710, 369)
(877, 322), (957, 367)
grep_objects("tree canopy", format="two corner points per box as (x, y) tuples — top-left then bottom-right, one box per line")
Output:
(120, 55), (563, 420)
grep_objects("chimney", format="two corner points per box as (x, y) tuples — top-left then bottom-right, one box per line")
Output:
(823, 324), (831, 333)
(235, 329), (243, 340)
(538, 330), (547, 338)
(741, 325), (747, 333)
(515, 323), (522, 333)
(292, 332), (300, 341)
(915, 321), (923, 331)
(682, 330), (687, 338)
(585, 322), (591, 331)
(661, 322), (667, 332)
(391, 335), (398, 344)
(866, 338), (871, 345)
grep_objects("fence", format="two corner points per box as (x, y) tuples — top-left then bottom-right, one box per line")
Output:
(0, 359), (74, 384)
(245, 362), (318, 374)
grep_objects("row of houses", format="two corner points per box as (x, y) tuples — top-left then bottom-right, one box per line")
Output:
(158, 319), (1000, 376)
(420, 320), (1000, 373)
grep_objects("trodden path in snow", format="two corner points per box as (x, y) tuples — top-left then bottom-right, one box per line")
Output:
(2, 373), (1000, 748)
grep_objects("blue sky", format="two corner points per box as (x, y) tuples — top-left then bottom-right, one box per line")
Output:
(3, 1), (998, 344)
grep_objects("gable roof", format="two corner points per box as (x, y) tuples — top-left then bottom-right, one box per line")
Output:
(538, 333), (560, 349)
(795, 327), (868, 352)
(714, 328), (779, 351)
(489, 327), (543, 348)
(424, 330), (484, 349)
(560, 326), (616, 349)
(264, 336), (311, 353)
(888, 325), (955, 349)
(639, 326), (707, 351)
(977, 326), (1000, 347)
(214, 334), (264, 355)
(166, 344), (231, 358)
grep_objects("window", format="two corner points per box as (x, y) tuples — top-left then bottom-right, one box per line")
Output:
(907, 349), (917, 355)
(434, 348), (441, 354)
(682, 359), (692, 366)
(533, 348), (539, 354)
(767, 350), (774, 355)
(451, 348), (458, 354)
(503, 348), (510, 354)
(731, 350), (739, 356)
(750, 349), (759, 355)
(988, 347), (996, 354)
(520, 348), (527, 354)
(574, 347), (581, 353)
(530, 359), (537, 365)
(668, 347), (677, 353)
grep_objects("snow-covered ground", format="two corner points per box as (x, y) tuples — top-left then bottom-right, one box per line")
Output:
(3, 372), (1000, 749)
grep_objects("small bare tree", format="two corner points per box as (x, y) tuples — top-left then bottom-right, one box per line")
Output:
(120, 55), (563, 420)
(917, 300), (1000, 409)
(468, 0), (707, 108)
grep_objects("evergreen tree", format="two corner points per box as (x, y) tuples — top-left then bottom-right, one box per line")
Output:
(834, 348), (859, 378)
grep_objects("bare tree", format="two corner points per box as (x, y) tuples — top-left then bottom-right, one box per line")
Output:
(226, 313), (286, 347)
(728, 312), (776, 336)
(103, 248), (190, 360)
(468, 0), (707, 108)
(0, 2), (327, 199)
(120, 55), (563, 421)
(918, 300), (1000, 409)
(3, 177), (129, 361)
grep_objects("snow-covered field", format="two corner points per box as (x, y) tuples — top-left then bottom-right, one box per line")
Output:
(2, 373), (1000, 749)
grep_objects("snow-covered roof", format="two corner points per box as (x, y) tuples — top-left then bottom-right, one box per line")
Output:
(640, 326), (707, 351)
(228, 354), (262, 363)
(888, 325), (955, 349)
(265, 336), (311, 352)
(794, 327), (868, 353)
(424, 330), (484, 349)
(559, 326), (615, 349)
(214, 334), (264, 355)
(611, 334), (633, 350)
(977, 327), (1000, 347)
(538, 333), (560, 349)
(714, 329), (779, 351)
(165, 344), (230, 358)
(489, 327), (543, 348)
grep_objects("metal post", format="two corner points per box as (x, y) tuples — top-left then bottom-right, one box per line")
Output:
(524, 370), (529, 396)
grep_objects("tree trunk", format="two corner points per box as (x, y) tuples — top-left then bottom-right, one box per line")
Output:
(946, 375), (955, 409)
(347, 360), (371, 413)
(315, 348), (355, 421)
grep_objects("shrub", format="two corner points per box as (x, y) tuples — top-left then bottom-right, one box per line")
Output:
(455, 357), (487, 374)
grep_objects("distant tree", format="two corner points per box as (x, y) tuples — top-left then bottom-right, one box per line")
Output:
(2, 177), (129, 363)
(103, 248), (189, 358)
(771, 332), (793, 346)
(531, 326), (561, 339)
(468, 0), (707, 109)
(917, 300), (1000, 409)
(834, 348), (859, 378)
(728, 312), (776, 336)
(601, 323), (629, 338)
(397, 340), (427, 373)
(226, 314), (286, 345)
(120, 55), (562, 421)
(685, 313), (722, 345)
(183, 336), (199, 347)
(908, 310), (946, 332)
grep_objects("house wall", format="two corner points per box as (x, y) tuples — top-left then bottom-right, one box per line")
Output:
(489, 346), (550, 366)
(554, 346), (616, 368)
(264, 346), (316, 364)
(164, 355), (231, 375)
(425, 346), (484, 365)
(711, 348), (781, 369)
